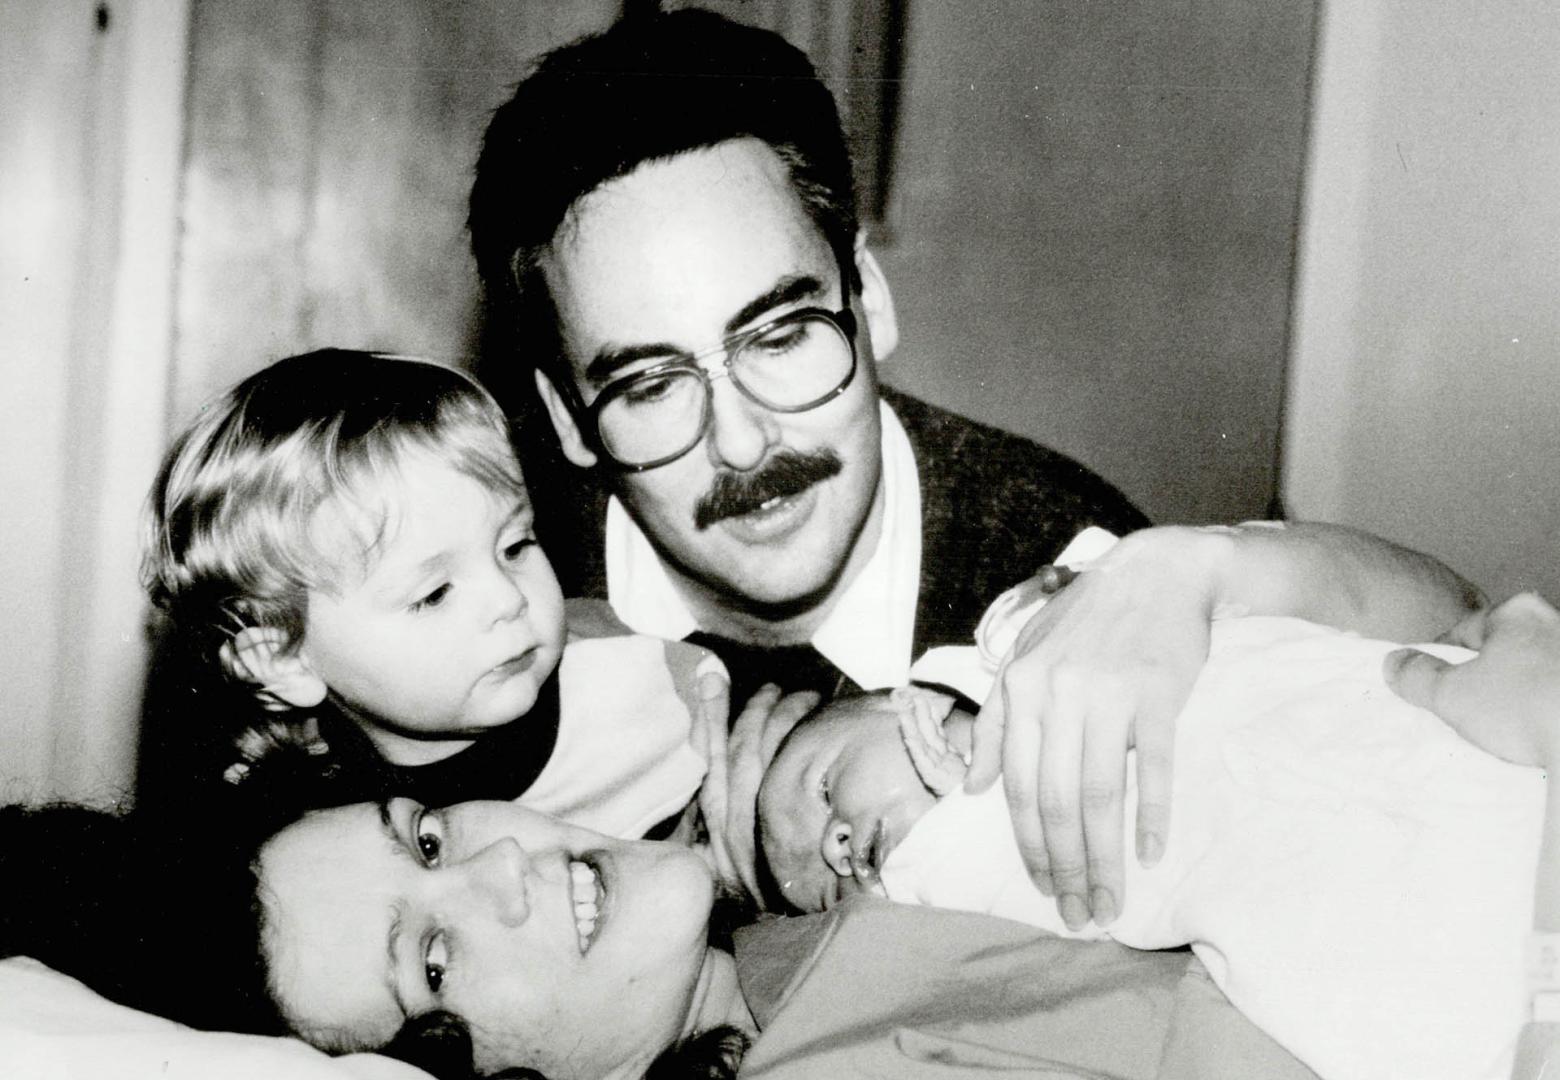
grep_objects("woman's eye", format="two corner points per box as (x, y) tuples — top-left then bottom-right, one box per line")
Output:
(425, 934), (448, 994)
(410, 583), (451, 612)
(502, 537), (536, 561)
(818, 773), (832, 808)
(414, 809), (445, 866)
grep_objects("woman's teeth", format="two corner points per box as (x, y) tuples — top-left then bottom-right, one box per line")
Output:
(570, 860), (601, 953)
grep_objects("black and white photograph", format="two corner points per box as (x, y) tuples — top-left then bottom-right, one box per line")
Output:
(2, 2), (1558, 1077)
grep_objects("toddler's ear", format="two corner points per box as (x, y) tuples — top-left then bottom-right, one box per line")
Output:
(221, 627), (328, 711)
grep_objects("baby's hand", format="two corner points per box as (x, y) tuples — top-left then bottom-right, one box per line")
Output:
(897, 687), (969, 796)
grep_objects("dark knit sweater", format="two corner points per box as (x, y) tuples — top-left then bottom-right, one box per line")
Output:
(523, 386), (1148, 670)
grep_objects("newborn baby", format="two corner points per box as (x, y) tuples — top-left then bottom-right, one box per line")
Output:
(757, 685), (973, 912)
(756, 614), (1543, 1080)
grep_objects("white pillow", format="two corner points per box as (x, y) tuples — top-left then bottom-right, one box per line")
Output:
(0, 956), (433, 1080)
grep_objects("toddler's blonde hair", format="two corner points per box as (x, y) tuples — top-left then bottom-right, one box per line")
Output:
(142, 349), (527, 660)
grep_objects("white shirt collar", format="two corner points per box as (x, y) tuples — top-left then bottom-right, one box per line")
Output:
(605, 400), (922, 689)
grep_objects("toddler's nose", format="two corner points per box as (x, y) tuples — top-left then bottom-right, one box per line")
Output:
(488, 564), (529, 626)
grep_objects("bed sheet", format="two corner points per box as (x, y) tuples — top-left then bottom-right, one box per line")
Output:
(0, 956), (431, 1080)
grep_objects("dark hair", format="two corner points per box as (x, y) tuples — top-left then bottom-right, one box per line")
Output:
(0, 801), (288, 1036)
(469, 7), (862, 402)
(384, 1009), (748, 1080)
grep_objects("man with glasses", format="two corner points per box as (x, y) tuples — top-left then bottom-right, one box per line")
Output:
(472, 11), (1147, 712)
(469, 9), (1480, 922)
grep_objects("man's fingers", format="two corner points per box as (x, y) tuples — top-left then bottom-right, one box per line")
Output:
(1437, 606), (1493, 650)
(759, 690), (820, 765)
(1036, 700), (1089, 930)
(696, 674), (731, 824)
(1131, 702), (1176, 869)
(966, 676), (1008, 792)
(1079, 721), (1127, 927)
(692, 666), (729, 762)
(730, 684), (782, 757)
(1383, 647), (1452, 713)
(998, 681), (1051, 894)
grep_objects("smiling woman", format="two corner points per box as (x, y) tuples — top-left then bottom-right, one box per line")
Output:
(256, 799), (753, 1080)
(0, 795), (752, 1080)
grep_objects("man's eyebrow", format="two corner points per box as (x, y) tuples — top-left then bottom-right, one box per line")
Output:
(724, 273), (826, 338)
(582, 273), (827, 386)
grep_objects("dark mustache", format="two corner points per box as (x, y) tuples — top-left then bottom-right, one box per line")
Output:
(694, 449), (843, 530)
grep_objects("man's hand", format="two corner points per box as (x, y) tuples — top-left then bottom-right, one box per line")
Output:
(966, 530), (1219, 930)
(694, 678), (820, 903)
(1385, 592), (1560, 770)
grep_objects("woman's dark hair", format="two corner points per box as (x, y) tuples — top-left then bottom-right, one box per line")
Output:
(0, 801), (286, 1035)
(376, 889), (760, 1078)
(383, 1009), (749, 1080)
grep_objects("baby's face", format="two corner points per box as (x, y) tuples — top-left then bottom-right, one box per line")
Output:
(758, 688), (958, 912)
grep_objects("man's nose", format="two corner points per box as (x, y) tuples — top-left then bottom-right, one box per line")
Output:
(459, 837), (531, 927)
(704, 377), (775, 471)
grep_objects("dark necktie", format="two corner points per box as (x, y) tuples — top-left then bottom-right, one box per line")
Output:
(684, 631), (861, 722)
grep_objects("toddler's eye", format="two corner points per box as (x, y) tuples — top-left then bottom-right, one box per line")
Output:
(502, 537), (537, 561)
(414, 809), (445, 866)
(411, 583), (451, 612)
(425, 933), (448, 994)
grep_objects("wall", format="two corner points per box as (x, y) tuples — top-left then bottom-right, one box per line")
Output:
(0, 0), (1330, 799)
(176, 0), (1316, 526)
(878, 0), (1316, 525)
(173, 0), (621, 421)
(0, 0), (189, 802)
(1285, 1), (1560, 602)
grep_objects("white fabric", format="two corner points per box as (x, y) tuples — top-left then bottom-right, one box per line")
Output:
(519, 636), (707, 838)
(0, 957), (431, 1080)
(911, 524), (1119, 694)
(897, 613), (1544, 1080)
(605, 400), (922, 690)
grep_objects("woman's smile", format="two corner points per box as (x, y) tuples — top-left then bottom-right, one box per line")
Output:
(570, 854), (607, 953)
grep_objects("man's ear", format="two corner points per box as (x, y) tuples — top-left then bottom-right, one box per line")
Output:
(221, 626), (328, 711)
(534, 369), (599, 468)
(854, 233), (899, 363)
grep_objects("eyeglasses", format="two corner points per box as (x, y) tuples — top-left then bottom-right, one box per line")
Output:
(575, 305), (859, 471)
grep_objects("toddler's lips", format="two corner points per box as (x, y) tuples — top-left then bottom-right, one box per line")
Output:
(489, 648), (536, 679)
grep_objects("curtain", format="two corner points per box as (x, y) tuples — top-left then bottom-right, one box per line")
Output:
(0, 0), (191, 803)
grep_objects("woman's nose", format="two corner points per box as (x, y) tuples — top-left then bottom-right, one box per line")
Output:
(460, 837), (531, 926)
(704, 378), (775, 471)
